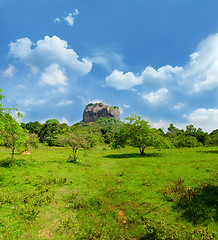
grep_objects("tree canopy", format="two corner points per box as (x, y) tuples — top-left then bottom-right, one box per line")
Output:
(113, 114), (172, 155)
(0, 89), (28, 161)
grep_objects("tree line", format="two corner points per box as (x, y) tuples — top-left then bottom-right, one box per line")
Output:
(0, 89), (217, 162)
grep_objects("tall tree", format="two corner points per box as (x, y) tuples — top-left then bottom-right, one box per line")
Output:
(113, 114), (172, 155)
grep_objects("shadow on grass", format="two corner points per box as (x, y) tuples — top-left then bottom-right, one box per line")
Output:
(180, 185), (218, 224)
(0, 158), (27, 168)
(201, 150), (218, 154)
(104, 152), (162, 159)
(164, 179), (218, 224)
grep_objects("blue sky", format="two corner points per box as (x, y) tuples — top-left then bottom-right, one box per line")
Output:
(0, 0), (218, 132)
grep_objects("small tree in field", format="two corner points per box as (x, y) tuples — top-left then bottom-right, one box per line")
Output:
(0, 89), (28, 162)
(113, 114), (172, 155)
(56, 128), (99, 162)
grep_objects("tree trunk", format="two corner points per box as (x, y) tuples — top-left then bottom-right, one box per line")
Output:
(12, 147), (15, 162)
(139, 147), (146, 155)
(73, 149), (77, 161)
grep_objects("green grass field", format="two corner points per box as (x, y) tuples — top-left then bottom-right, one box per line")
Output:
(0, 145), (217, 239)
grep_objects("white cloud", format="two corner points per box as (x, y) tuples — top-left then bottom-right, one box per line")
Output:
(105, 65), (182, 90)
(2, 64), (16, 77)
(91, 49), (125, 71)
(59, 117), (70, 125)
(9, 38), (32, 59)
(22, 98), (47, 106)
(173, 102), (185, 110)
(78, 95), (103, 106)
(74, 9), (79, 16)
(180, 33), (218, 92)
(40, 63), (68, 87)
(64, 13), (74, 26)
(56, 99), (73, 106)
(186, 108), (218, 133)
(106, 70), (142, 90)
(54, 17), (61, 23)
(150, 119), (169, 131)
(90, 99), (103, 104)
(142, 88), (169, 105)
(141, 65), (183, 85)
(124, 104), (130, 108)
(9, 35), (92, 76)
(55, 9), (79, 26)
(105, 33), (218, 94)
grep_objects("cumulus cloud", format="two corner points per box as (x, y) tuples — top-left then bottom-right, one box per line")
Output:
(181, 33), (218, 92)
(106, 33), (218, 94)
(9, 38), (32, 59)
(106, 70), (143, 90)
(2, 64), (16, 77)
(8, 36), (92, 93)
(186, 108), (218, 133)
(105, 65), (182, 90)
(141, 65), (183, 85)
(142, 88), (169, 105)
(40, 64), (68, 87)
(9, 35), (92, 76)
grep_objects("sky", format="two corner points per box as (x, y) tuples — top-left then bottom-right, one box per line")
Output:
(0, 0), (218, 133)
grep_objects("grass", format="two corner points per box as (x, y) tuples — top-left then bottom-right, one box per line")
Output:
(0, 145), (217, 239)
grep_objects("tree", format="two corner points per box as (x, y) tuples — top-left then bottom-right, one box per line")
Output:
(0, 89), (28, 161)
(24, 133), (40, 152)
(95, 117), (123, 144)
(206, 129), (218, 146)
(113, 114), (172, 155)
(38, 121), (62, 146)
(46, 119), (59, 124)
(56, 128), (100, 162)
(21, 121), (42, 135)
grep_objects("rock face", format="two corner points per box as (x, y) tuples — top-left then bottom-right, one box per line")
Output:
(83, 103), (120, 123)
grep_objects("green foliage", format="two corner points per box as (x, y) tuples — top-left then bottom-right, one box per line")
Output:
(45, 119), (59, 124)
(95, 117), (123, 144)
(0, 89), (28, 161)
(113, 114), (172, 155)
(21, 121), (42, 135)
(110, 106), (119, 110)
(164, 178), (217, 224)
(207, 129), (218, 146)
(24, 132), (40, 151)
(56, 126), (100, 161)
(39, 122), (62, 146)
(166, 123), (208, 147)
(86, 102), (101, 107)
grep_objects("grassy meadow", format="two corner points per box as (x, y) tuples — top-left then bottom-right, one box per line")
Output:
(0, 145), (217, 239)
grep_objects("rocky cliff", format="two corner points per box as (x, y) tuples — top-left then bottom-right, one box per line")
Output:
(83, 103), (120, 123)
